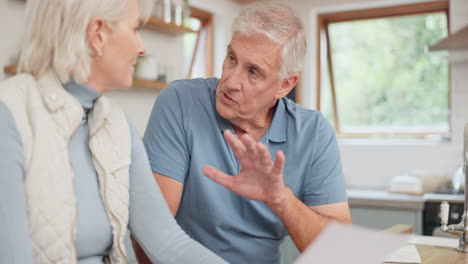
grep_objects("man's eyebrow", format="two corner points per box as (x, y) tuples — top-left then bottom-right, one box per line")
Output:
(248, 63), (266, 77)
(227, 44), (266, 75)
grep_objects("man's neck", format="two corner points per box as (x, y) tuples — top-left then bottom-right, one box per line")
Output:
(231, 108), (275, 142)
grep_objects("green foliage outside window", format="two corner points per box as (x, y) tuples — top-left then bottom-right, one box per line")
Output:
(323, 12), (449, 137)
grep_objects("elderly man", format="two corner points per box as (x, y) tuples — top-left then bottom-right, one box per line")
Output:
(141, 2), (351, 263)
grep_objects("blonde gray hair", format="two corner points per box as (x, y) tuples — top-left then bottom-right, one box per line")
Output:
(19, 0), (153, 84)
(231, 2), (306, 80)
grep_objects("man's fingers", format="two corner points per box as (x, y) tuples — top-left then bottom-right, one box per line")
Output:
(257, 142), (272, 166)
(240, 133), (257, 155)
(272, 151), (285, 174)
(224, 130), (247, 157)
(202, 165), (234, 190)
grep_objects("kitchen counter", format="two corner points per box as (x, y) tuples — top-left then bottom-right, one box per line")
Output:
(385, 235), (467, 264)
(347, 189), (425, 210)
(348, 189), (466, 236)
(415, 244), (467, 264)
(347, 189), (425, 234)
(423, 192), (464, 203)
(348, 188), (465, 208)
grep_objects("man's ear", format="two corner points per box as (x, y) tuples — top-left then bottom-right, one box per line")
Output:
(275, 73), (299, 99)
(87, 17), (107, 57)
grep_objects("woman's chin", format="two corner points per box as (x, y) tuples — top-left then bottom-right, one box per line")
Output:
(124, 80), (133, 89)
(118, 79), (133, 90)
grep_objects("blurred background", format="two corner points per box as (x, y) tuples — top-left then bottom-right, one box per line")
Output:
(1, 0), (468, 262)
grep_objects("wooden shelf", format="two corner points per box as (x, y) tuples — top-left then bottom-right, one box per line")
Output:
(4, 65), (17, 75)
(3, 66), (167, 90)
(232, 0), (259, 3)
(144, 16), (197, 35)
(132, 79), (168, 90)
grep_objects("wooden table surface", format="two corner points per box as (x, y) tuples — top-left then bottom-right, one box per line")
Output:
(416, 244), (468, 264)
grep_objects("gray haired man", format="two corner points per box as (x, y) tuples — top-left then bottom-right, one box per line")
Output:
(141, 2), (351, 263)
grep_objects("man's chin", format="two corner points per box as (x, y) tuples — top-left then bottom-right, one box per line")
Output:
(215, 102), (232, 120)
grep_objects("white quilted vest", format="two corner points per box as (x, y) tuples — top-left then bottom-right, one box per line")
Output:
(0, 72), (131, 263)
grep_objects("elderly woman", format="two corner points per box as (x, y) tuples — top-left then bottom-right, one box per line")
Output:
(0, 0), (226, 263)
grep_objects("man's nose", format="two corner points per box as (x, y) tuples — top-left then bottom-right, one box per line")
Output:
(224, 67), (242, 90)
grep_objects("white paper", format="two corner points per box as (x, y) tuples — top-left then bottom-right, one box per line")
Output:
(408, 235), (458, 248)
(382, 244), (421, 263)
(294, 222), (410, 264)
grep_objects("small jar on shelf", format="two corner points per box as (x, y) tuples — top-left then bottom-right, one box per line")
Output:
(172, 0), (183, 26)
(182, 0), (191, 28)
(153, 0), (172, 23)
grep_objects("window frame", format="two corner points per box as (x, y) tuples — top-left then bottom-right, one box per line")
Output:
(316, 0), (450, 138)
(187, 7), (214, 78)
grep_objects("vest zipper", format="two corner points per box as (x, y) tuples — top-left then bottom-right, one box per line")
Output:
(70, 167), (79, 262)
(69, 122), (82, 262)
(88, 142), (128, 263)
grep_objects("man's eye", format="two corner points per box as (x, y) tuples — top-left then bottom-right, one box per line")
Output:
(248, 68), (257, 77)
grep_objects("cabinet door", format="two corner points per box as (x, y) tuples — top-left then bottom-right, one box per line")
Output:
(282, 236), (300, 264)
(350, 206), (422, 235)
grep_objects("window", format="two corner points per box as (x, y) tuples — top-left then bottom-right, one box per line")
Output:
(184, 7), (214, 78)
(317, 1), (449, 139)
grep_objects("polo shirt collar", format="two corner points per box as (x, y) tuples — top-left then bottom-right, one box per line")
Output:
(215, 97), (287, 143)
(268, 98), (287, 143)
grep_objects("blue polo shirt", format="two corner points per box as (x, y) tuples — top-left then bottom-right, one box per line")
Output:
(143, 78), (347, 264)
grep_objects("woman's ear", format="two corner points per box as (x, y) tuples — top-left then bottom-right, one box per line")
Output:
(87, 17), (107, 57)
(275, 73), (299, 99)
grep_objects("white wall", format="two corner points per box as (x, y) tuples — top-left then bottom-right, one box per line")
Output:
(287, 0), (468, 189)
(192, 0), (241, 77)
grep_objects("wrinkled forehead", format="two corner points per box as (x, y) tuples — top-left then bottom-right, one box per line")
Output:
(229, 33), (283, 69)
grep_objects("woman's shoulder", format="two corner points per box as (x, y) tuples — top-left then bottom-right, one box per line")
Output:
(0, 73), (36, 88)
(0, 73), (37, 99)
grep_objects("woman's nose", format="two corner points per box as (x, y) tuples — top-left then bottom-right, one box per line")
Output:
(137, 33), (146, 55)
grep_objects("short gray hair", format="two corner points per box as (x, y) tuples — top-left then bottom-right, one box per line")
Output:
(231, 2), (306, 80)
(19, 0), (153, 84)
